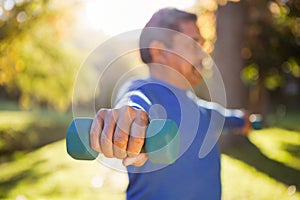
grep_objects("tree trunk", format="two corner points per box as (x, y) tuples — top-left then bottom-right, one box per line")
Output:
(213, 2), (249, 148)
(213, 2), (247, 109)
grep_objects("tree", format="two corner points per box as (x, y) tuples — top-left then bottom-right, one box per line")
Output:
(242, 0), (300, 113)
(0, 0), (80, 111)
(213, 1), (248, 108)
(194, 0), (300, 114)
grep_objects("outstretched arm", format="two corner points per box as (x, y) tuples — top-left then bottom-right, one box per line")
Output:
(195, 97), (252, 135)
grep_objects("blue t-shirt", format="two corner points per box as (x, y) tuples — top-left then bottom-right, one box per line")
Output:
(115, 77), (245, 200)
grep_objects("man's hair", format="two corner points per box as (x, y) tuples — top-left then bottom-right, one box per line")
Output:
(139, 8), (197, 64)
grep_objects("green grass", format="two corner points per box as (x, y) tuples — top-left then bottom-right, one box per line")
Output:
(0, 101), (127, 199)
(0, 140), (128, 200)
(222, 154), (300, 200)
(221, 127), (300, 200)
(0, 101), (299, 199)
(250, 128), (300, 171)
(0, 101), (72, 155)
(0, 128), (299, 199)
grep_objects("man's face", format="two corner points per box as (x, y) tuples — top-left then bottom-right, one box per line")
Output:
(165, 21), (205, 86)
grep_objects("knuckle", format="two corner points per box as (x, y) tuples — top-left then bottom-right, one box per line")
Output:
(136, 110), (149, 125)
(99, 132), (113, 158)
(103, 151), (113, 158)
(124, 105), (134, 112)
(113, 140), (127, 159)
(121, 106), (135, 120)
(114, 150), (127, 159)
(89, 128), (96, 137)
(109, 110), (118, 122)
(100, 136), (112, 149)
(127, 152), (139, 158)
(128, 146), (143, 155)
(123, 105), (131, 112)
(100, 135), (111, 147)
(90, 142), (100, 152)
(97, 108), (107, 119)
(102, 149), (113, 158)
(106, 110), (113, 119)
(130, 137), (144, 148)
(114, 134), (128, 149)
(91, 120), (102, 134)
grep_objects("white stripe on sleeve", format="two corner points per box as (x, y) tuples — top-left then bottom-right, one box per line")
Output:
(114, 90), (152, 111)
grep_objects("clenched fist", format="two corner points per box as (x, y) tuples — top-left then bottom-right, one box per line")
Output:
(89, 106), (149, 166)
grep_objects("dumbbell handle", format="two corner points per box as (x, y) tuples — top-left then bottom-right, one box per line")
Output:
(66, 118), (179, 164)
(249, 114), (263, 130)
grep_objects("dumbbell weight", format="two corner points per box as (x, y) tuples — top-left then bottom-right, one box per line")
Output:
(66, 118), (180, 164)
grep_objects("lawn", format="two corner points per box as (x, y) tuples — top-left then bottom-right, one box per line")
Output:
(221, 128), (300, 200)
(0, 101), (71, 156)
(0, 140), (128, 199)
(0, 103), (299, 199)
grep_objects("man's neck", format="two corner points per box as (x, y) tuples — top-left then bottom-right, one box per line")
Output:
(148, 64), (191, 90)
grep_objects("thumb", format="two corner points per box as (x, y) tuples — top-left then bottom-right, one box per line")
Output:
(122, 153), (148, 167)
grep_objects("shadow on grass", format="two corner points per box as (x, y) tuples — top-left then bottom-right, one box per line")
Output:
(283, 143), (300, 159)
(0, 110), (72, 158)
(0, 124), (68, 157)
(219, 134), (300, 188)
(0, 159), (48, 198)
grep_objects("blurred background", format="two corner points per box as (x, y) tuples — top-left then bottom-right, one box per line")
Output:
(0, 0), (299, 199)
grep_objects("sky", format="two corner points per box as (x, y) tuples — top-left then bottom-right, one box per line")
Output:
(77, 0), (196, 36)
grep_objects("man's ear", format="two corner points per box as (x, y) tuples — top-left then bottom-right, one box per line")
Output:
(149, 41), (168, 63)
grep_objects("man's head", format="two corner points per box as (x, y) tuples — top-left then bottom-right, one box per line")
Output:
(140, 8), (197, 63)
(139, 8), (205, 87)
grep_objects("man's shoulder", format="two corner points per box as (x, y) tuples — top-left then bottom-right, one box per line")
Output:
(115, 78), (150, 102)
(122, 77), (171, 93)
(126, 78), (149, 91)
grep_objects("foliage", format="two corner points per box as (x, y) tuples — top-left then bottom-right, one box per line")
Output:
(0, 0), (80, 111)
(190, 0), (218, 54)
(194, 0), (300, 110)
(242, 0), (300, 92)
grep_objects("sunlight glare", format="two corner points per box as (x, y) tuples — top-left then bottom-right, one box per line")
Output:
(81, 0), (196, 35)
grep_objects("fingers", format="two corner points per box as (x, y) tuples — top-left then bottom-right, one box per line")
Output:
(90, 106), (149, 166)
(90, 109), (106, 153)
(100, 110), (118, 158)
(113, 107), (134, 159)
(121, 109), (149, 167)
(127, 109), (148, 157)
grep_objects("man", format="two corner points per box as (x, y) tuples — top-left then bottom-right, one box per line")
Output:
(90, 8), (250, 199)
